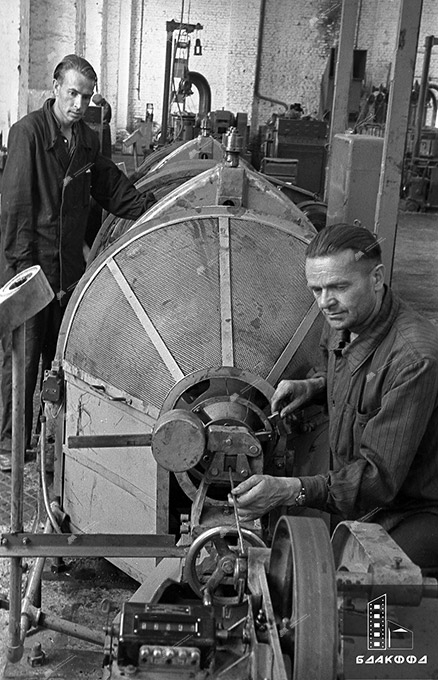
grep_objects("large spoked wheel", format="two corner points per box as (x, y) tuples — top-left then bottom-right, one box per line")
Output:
(268, 516), (338, 680)
(184, 525), (266, 605)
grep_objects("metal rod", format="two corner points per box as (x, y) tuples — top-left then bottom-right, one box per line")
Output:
(10, 323), (25, 532)
(40, 416), (62, 533)
(160, 24), (174, 144)
(37, 612), (105, 646)
(7, 322), (26, 663)
(20, 517), (55, 642)
(68, 433), (152, 448)
(228, 469), (245, 555)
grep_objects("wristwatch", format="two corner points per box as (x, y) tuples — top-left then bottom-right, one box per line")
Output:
(294, 484), (307, 506)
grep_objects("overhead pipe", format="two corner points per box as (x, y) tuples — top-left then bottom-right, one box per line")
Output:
(160, 20), (203, 144)
(187, 71), (211, 116)
(253, 0), (288, 112)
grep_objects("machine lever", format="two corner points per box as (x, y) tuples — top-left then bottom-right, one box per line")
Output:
(228, 468), (245, 555)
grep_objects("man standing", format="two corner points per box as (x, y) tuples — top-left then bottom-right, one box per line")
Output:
(0, 54), (155, 466)
(231, 223), (438, 569)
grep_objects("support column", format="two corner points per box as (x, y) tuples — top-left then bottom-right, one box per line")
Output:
(75, 0), (86, 57)
(85, 0), (104, 87)
(374, 0), (423, 281)
(116, 0), (133, 131)
(0, 0), (30, 137)
(324, 0), (360, 201)
(18, 0), (30, 121)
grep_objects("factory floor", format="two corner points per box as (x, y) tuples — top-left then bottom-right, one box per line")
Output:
(0, 207), (437, 678)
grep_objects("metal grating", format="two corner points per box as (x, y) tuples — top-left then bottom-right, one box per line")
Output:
(280, 313), (325, 380)
(63, 211), (320, 417)
(115, 218), (222, 376)
(230, 218), (314, 378)
(65, 261), (175, 409)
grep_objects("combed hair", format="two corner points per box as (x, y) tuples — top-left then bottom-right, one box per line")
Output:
(305, 223), (382, 264)
(53, 54), (97, 85)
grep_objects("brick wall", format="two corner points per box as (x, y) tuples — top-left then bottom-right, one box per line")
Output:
(0, 1), (22, 136)
(30, 0), (76, 91)
(358, 0), (438, 91)
(1, 0), (438, 141)
(125, 0), (262, 131)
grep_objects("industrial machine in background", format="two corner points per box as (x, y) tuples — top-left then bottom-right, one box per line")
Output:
(326, 133), (384, 229)
(401, 34), (438, 212)
(256, 113), (329, 232)
(259, 116), (328, 197)
(251, 46), (367, 232)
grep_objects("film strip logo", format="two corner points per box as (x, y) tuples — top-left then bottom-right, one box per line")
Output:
(367, 594), (414, 651)
(367, 594), (387, 650)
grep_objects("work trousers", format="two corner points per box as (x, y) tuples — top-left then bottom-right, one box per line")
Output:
(1, 299), (64, 451)
(388, 512), (438, 571)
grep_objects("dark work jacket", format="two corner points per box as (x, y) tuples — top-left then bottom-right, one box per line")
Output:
(0, 98), (155, 303)
(302, 287), (438, 528)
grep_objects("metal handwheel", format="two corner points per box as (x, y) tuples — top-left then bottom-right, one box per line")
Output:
(184, 525), (265, 605)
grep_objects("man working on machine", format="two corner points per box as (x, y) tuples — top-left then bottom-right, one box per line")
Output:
(230, 223), (438, 569)
(0, 54), (155, 467)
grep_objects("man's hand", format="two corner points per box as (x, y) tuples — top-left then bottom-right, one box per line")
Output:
(82, 241), (91, 263)
(271, 377), (325, 418)
(229, 475), (302, 521)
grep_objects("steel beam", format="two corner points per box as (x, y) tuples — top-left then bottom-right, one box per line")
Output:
(374, 0), (423, 280)
(325, 0), (360, 200)
(0, 533), (185, 559)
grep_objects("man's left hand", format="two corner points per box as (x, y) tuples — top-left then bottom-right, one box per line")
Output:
(229, 475), (302, 521)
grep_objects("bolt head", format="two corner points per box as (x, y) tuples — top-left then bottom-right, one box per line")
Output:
(221, 558), (235, 574)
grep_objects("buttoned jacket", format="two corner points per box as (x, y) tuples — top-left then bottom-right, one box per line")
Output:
(302, 287), (438, 525)
(0, 98), (153, 302)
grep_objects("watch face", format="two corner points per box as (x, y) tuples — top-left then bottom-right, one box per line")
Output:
(295, 490), (306, 506)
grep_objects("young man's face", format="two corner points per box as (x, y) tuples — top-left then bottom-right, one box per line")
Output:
(305, 249), (385, 334)
(53, 69), (94, 129)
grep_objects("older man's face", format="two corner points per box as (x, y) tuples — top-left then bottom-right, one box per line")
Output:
(305, 249), (385, 334)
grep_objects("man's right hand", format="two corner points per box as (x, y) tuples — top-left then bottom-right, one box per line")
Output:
(271, 377), (324, 418)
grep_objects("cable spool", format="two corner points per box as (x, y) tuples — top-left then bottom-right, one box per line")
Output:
(0, 266), (54, 336)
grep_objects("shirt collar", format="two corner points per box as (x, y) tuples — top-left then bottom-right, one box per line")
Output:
(329, 286), (400, 372)
(50, 104), (77, 140)
(43, 99), (81, 150)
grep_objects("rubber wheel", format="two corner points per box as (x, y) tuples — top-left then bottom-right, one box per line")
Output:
(268, 516), (338, 680)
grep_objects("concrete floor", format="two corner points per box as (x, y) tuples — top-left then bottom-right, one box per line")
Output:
(392, 212), (438, 324)
(0, 207), (437, 677)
